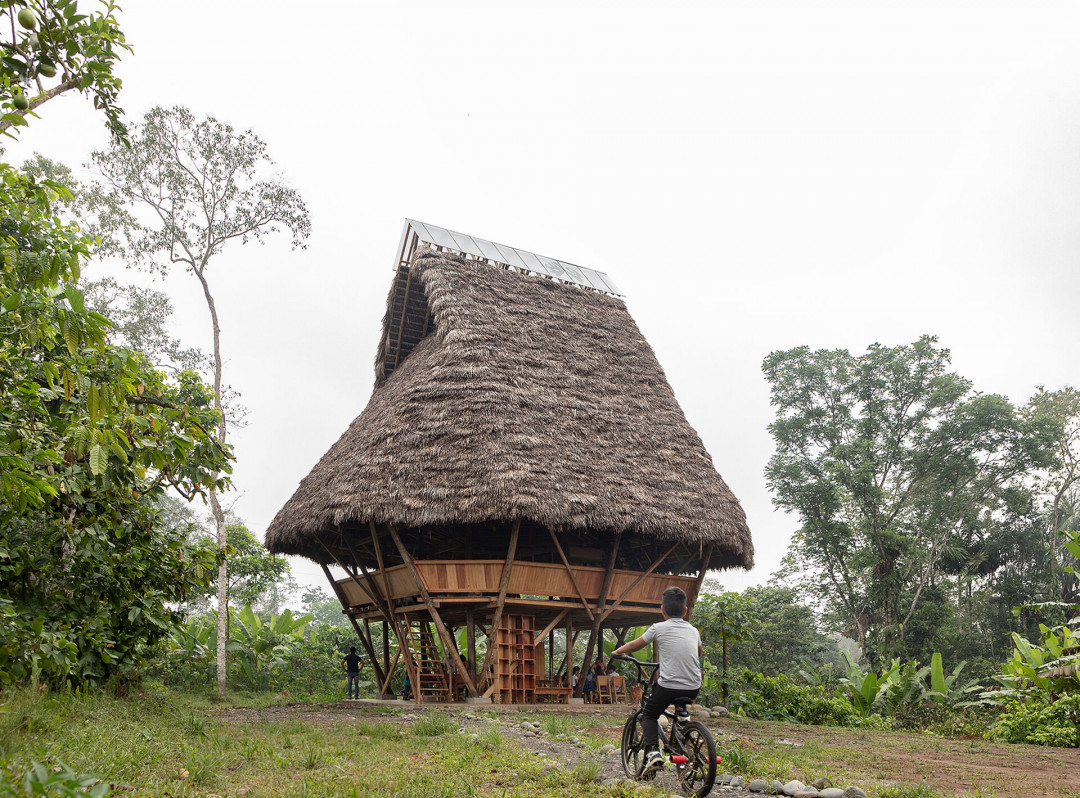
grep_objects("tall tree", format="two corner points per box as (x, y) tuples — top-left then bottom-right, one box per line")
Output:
(86, 106), (310, 694)
(1025, 387), (1080, 602)
(763, 335), (1060, 665)
(0, 3), (233, 689)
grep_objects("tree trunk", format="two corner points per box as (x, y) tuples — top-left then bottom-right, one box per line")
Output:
(195, 263), (229, 698)
(211, 488), (227, 696)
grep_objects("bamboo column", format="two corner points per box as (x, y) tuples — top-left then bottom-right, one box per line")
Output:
(477, 520), (521, 691)
(575, 532), (621, 697)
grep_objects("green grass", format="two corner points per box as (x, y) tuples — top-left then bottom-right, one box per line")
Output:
(0, 685), (1058, 798)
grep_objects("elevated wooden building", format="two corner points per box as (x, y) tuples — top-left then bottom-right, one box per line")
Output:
(265, 220), (753, 703)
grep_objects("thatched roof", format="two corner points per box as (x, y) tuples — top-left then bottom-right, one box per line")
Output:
(266, 245), (752, 569)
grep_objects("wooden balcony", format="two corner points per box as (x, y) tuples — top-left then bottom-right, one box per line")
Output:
(336, 559), (698, 627)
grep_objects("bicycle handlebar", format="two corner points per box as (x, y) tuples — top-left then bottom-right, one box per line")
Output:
(609, 654), (659, 686)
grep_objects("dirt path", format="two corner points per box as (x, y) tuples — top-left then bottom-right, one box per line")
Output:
(212, 702), (1080, 797)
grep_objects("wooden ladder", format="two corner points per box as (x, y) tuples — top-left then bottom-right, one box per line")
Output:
(406, 621), (449, 702)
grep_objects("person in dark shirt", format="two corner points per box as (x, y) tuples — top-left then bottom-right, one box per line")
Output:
(341, 646), (364, 699)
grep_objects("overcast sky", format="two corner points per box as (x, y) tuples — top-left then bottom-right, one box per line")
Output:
(9, 1), (1080, 601)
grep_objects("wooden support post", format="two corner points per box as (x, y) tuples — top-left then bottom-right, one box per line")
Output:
(388, 525), (479, 698)
(466, 609), (477, 683)
(599, 541), (679, 621)
(382, 620), (391, 677)
(319, 561), (386, 686)
(686, 545), (714, 617)
(380, 647), (402, 696)
(347, 615), (387, 688)
(478, 519), (521, 691)
(575, 532), (621, 697)
(546, 527), (595, 622)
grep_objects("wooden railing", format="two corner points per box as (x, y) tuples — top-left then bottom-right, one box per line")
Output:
(336, 560), (697, 612)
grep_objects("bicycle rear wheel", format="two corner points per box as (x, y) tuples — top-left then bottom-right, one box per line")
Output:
(674, 720), (716, 797)
(620, 711), (646, 779)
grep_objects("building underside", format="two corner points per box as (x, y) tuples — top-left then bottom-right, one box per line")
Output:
(320, 519), (713, 704)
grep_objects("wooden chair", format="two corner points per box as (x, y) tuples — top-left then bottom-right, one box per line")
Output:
(609, 673), (628, 704)
(596, 675), (612, 704)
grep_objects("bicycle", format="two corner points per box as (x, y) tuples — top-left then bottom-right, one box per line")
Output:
(610, 653), (718, 797)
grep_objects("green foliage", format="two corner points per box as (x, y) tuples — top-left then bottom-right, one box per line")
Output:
(731, 669), (861, 727)
(983, 622), (1080, 705)
(0, 163), (232, 687)
(985, 694), (1080, 747)
(764, 336), (1061, 666)
(0, 1), (130, 142)
(0, 759), (110, 797)
(694, 584), (842, 704)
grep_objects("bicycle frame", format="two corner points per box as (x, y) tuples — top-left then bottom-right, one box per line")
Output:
(611, 654), (718, 798)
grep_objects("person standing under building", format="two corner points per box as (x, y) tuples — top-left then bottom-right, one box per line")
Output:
(341, 646), (364, 699)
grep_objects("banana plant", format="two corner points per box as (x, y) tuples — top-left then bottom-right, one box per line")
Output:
(925, 652), (975, 705)
(837, 650), (901, 715)
(226, 606), (311, 690)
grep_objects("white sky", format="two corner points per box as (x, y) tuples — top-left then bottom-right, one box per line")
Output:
(9, 1), (1080, 599)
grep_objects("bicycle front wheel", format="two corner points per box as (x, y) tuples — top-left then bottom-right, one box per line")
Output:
(620, 711), (646, 780)
(675, 720), (716, 798)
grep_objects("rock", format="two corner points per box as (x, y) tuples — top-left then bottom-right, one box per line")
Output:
(820, 789), (844, 798)
(601, 778), (620, 787)
(770, 780), (785, 795)
(520, 721), (534, 730)
(783, 780), (806, 796)
(813, 778), (833, 790)
(748, 779), (769, 793)
(718, 772), (733, 784)
(794, 791), (820, 798)
(711, 706), (731, 716)
(842, 789), (868, 798)
(731, 775), (747, 788)
(598, 744), (616, 756)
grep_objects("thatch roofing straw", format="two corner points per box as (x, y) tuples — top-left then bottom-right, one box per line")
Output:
(266, 248), (752, 568)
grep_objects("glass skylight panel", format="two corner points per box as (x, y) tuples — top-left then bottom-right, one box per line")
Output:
(492, 243), (528, 270)
(422, 224), (458, 250)
(538, 257), (566, 278)
(473, 237), (505, 263)
(515, 249), (550, 275)
(448, 231), (481, 256)
(400, 220), (623, 296)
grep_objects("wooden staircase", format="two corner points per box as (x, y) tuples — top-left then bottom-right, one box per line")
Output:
(404, 621), (449, 702)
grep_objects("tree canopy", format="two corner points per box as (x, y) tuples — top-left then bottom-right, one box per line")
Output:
(764, 335), (1061, 665)
(0, 2), (233, 689)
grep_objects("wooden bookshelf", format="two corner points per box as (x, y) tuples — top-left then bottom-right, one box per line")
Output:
(496, 613), (535, 704)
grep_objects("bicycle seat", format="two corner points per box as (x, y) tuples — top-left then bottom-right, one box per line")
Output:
(672, 697), (693, 720)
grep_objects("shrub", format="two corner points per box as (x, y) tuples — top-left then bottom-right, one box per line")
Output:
(985, 694), (1080, 747)
(731, 669), (861, 726)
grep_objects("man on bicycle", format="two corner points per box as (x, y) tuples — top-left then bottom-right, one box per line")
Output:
(611, 586), (702, 777)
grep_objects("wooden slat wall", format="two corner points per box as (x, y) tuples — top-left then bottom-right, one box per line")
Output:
(336, 561), (699, 611)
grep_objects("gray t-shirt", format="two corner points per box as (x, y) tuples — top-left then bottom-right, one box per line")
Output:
(641, 617), (702, 690)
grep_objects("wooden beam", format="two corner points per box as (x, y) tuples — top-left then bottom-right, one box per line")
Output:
(368, 521), (396, 620)
(388, 525), (479, 698)
(686, 544), (714, 617)
(533, 609), (569, 646)
(546, 526), (596, 622)
(477, 519), (521, 690)
(347, 615), (387, 688)
(599, 541), (680, 621)
(466, 609), (477, 683)
(380, 647), (402, 696)
(575, 533), (621, 697)
(321, 561), (386, 686)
